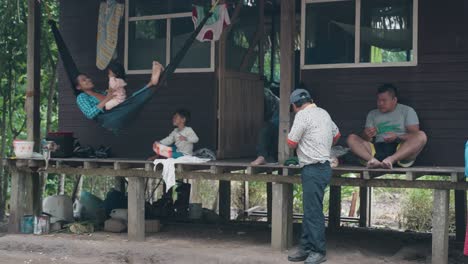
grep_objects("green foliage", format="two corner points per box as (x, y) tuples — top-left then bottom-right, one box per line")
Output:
(401, 189), (456, 233)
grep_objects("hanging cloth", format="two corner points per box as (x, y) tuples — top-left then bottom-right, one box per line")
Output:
(96, 0), (125, 70)
(192, 4), (230, 42)
(49, 1), (219, 133)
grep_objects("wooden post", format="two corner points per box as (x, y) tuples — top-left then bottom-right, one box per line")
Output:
(31, 172), (42, 216)
(8, 167), (27, 233)
(212, 166), (231, 221)
(128, 177), (145, 241)
(26, 0), (41, 148)
(244, 181), (249, 212)
(267, 182), (272, 223)
(328, 186), (341, 230)
(258, 0), (265, 76)
(359, 187), (372, 227)
(432, 189), (449, 264)
(219, 181), (231, 221)
(8, 163), (40, 233)
(277, 0), (295, 163)
(271, 0), (295, 251)
(271, 180), (293, 250)
(453, 173), (466, 241)
(59, 174), (66, 195)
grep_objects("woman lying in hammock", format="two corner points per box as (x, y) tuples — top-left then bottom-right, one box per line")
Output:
(75, 61), (164, 119)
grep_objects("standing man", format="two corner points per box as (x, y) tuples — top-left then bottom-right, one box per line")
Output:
(347, 84), (427, 169)
(287, 89), (340, 264)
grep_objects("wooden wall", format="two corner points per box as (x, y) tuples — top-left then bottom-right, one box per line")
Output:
(301, 0), (468, 166)
(58, 0), (217, 159)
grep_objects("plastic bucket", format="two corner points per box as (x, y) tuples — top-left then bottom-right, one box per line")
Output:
(20, 215), (34, 234)
(34, 214), (50, 235)
(13, 140), (34, 159)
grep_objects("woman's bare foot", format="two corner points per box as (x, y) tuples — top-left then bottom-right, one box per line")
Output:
(366, 158), (382, 169)
(149, 61), (163, 86)
(381, 157), (394, 169)
(251, 156), (266, 166)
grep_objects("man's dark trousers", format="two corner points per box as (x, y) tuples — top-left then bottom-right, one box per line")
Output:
(300, 161), (332, 255)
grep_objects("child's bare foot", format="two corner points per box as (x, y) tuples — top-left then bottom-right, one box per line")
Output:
(250, 156), (266, 166)
(150, 61), (163, 86)
(366, 158), (382, 169)
(381, 157), (394, 169)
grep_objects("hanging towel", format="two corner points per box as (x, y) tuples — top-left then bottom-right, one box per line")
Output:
(153, 156), (210, 191)
(96, 0), (125, 70)
(192, 4), (230, 42)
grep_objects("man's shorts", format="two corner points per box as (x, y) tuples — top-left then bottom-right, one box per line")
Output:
(361, 142), (415, 168)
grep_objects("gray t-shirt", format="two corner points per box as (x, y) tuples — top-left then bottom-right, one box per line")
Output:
(288, 105), (340, 166)
(365, 104), (419, 143)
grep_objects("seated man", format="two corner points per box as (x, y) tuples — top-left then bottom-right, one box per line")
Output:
(347, 84), (427, 169)
(251, 88), (279, 165)
(74, 61), (163, 119)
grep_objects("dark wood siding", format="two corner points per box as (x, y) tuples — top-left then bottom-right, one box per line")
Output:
(58, 0), (217, 159)
(301, 0), (468, 166)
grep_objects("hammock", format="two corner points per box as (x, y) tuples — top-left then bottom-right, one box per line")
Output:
(49, 2), (218, 133)
(332, 21), (412, 51)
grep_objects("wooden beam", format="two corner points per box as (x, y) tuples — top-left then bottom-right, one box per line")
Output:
(278, 0), (295, 163)
(128, 177), (145, 241)
(432, 189), (449, 264)
(26, 0), (41, 149)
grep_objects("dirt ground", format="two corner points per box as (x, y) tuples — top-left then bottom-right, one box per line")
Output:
(0, 222), (467, 264)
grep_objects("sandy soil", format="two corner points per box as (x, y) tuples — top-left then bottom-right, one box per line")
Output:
(0, 223), (467, 264)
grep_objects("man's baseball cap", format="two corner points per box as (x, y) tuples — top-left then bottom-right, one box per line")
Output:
(290, 89), (311, 104)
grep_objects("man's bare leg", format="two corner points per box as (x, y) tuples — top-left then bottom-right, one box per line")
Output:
(382, 131), (427, 169)
(347, 134), (381, 168)
(251, 156), (266, 166)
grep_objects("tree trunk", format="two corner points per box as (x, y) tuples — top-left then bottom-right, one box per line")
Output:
(0, 64), (13, 220)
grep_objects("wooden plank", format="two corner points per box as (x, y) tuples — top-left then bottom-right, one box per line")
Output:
(26, 0), (41, 150)
(128, 177), (145, 241)
(328, 186), (342, 231)
(432, 189), (449, 264)
(20, 165), (468, 190)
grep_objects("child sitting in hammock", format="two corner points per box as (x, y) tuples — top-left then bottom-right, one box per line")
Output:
(75, 61), (163, 120)
(105, 61), (127, 110)
(152, 109), (199, 159)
